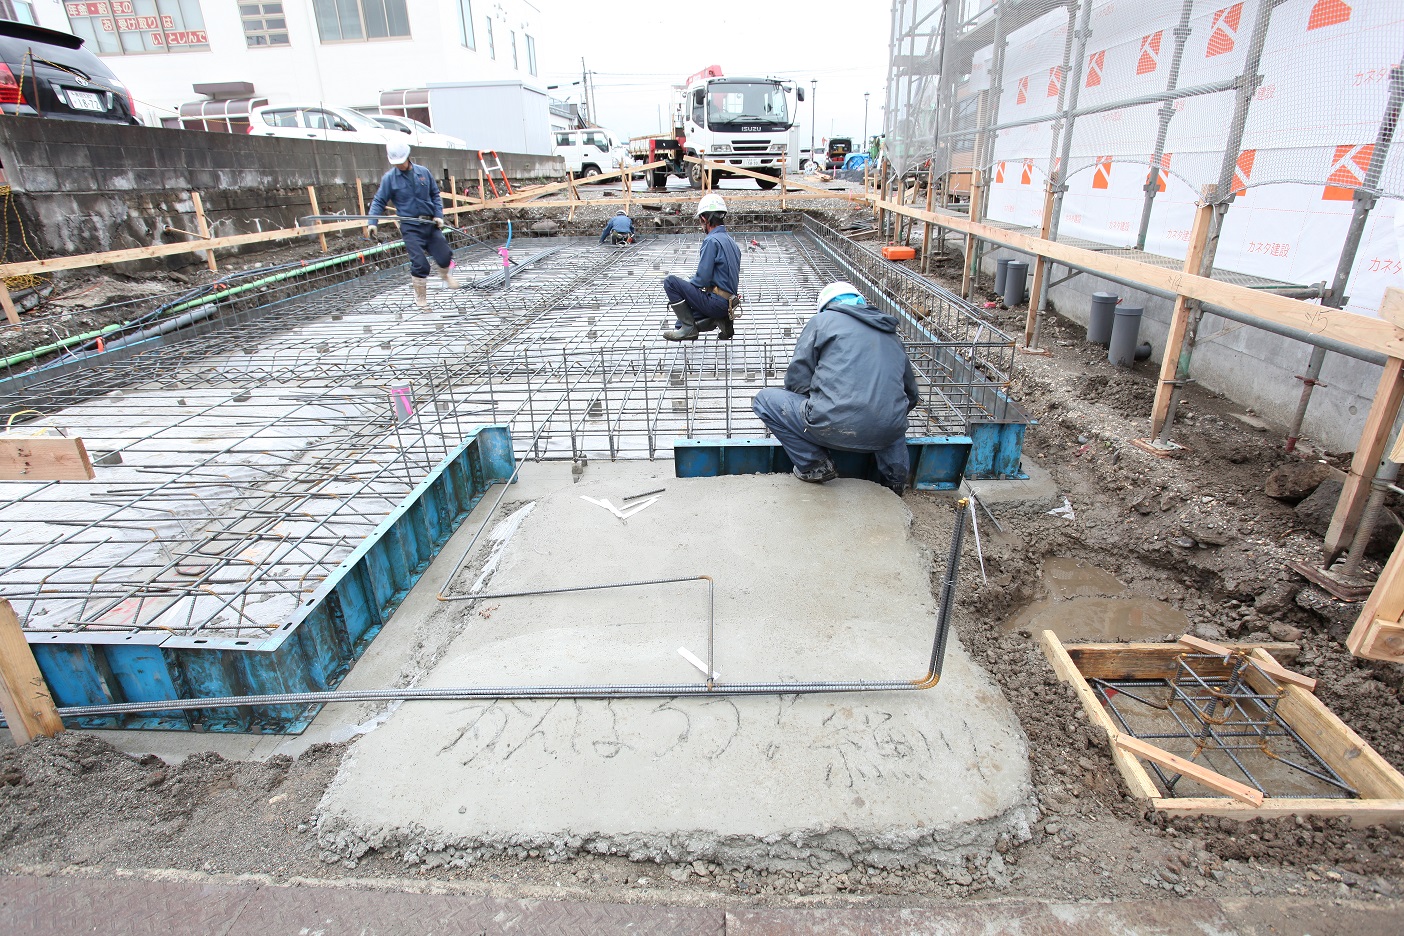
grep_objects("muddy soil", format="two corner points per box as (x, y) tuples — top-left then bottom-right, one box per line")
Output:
(2, 216), (1403, 907)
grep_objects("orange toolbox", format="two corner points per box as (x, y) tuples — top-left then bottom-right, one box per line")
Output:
(881, 244), (916, 261)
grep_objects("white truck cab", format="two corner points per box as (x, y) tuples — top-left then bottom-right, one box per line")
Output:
(553, 128), (627, 178)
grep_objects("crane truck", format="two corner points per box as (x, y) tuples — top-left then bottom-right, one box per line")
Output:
(629, 65), (805, 191)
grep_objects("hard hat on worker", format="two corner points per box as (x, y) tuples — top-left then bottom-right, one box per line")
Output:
(695, 193), (727, 217)
(817, 281), (864, 315)
(386, 140), (411, 165)
(616, 209), (627, 215)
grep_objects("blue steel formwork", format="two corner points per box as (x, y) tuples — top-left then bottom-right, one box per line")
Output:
(26, 426), (515, 734)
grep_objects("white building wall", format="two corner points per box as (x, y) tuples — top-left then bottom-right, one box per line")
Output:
(26, 1), (542, 125)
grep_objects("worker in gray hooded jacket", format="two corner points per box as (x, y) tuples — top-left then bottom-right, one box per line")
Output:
(751, 281), (920, 495)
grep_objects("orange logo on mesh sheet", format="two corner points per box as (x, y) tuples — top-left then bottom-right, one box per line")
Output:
(1021, 160), (1034, 185)
(1093, 156), (1113, 189)
(995, 161), (1006, 184)
(1137, 31), (1163, 74)
(1323, 143), (1373, 200)
(1146, 154), (1171, 193)
(1086, 51), (1106, 88)
(1307, 0), (1351, 31)
(1232, 149), (1255, 196)
(1016, 76), (1029, 104)
(1047, 66), (1064, 97)
(1207, 4), (1243, 58)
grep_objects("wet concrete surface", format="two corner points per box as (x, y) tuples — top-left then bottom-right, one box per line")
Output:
(317, 471), (1035, 870)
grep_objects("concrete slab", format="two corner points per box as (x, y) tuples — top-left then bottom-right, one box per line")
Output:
(961, 457), (1059, 508)
(317, 473), (1034, 871)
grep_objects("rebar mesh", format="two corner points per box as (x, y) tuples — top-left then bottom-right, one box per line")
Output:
(0, 225), (1024, 642)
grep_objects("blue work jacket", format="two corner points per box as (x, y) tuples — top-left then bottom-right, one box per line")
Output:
(600, 215), (634, 241)
(786, 300), (921, 447)
(369, 163), (443, 223)
(689, 225), (741, 296)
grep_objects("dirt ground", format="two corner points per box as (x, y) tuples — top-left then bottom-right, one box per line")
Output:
(2, 208), (1403, 908)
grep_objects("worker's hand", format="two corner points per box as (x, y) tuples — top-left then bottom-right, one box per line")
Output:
(366, 225), (380, 240)
(433, 217), (445, 229)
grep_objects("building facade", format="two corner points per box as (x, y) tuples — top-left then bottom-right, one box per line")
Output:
(15, 1), (542, 126)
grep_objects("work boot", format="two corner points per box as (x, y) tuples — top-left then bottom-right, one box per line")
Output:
(412, 277), (429, 309)
(662, 300), (698, 341)
(437, 264), (459, 289)
(793, 458), (838, 484)
(717, 318), (734, 340)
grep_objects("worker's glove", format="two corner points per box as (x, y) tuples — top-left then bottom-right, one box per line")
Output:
(433, 217), (445, 230)
(366, 225), (380, 240)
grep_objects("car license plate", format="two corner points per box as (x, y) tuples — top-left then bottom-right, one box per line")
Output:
(740, 157), (762, 167)
(67, 89), (104, 112)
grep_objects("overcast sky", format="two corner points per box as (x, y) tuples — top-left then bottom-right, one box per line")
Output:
(533, 3), (891, 148)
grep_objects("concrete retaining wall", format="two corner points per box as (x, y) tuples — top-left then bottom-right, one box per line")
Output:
(970, 241), (1393, 455)
(0, 119), (562, 263)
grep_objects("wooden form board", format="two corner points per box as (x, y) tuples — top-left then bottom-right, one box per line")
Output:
(871, 197), (1404, 360)
(1349, 508), (1404, 662)
(1041, 631), (1404, 820)
(0, 435), (94, 480)
(0, 598), (64, 744)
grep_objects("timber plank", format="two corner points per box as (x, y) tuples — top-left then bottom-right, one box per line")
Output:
(1116, 735), (1265, 806)
(0, 599), (64, 744)
(0, 435), (94, 480)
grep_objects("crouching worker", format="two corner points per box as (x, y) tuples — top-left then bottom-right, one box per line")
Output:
(600, 209), (635, 245)
(661, 194), (741, 341)
(752, 281), (920, 495)
(366, 140), (458, 309)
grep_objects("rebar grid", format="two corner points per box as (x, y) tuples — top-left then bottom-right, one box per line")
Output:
(1092, 652), (1357, 800)
(1, 226), (1022, 642)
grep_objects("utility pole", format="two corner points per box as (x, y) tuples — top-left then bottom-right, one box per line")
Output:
(810, 79), (817, 167)
(581, 57), (591, 124)
(863, 92), (870, 152)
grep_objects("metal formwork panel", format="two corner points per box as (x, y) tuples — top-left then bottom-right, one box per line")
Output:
(674, 436), (972, 491)
(21, 426), (514, 733)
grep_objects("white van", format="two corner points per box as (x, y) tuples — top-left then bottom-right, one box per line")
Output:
(553, 128), (627, 178)
(247, 104), (399, 146)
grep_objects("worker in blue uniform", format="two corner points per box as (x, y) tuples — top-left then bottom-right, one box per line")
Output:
(366, 140), (458, 309)
(661, 193), (741, 341)
(600, 210), (635, 245)
(752, 281), (921, 495)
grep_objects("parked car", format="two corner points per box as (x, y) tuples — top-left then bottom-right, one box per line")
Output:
(247, 103), (399, 145)
(825, 137), (853, 171)
(553, 128), (627, 178)
(371, 114), (467, 150)
(0, 20), (138, 125)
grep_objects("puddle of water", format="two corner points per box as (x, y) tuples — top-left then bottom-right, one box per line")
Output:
(1005, 557), (1191, 642)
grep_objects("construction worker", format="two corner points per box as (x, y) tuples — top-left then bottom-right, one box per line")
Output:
(751, 281), (920, 495)
(600, 209), (635, 245)
(366, 140), (458, 309)
(661, 193), (741, 341)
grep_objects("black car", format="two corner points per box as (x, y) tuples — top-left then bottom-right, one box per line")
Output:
(0, 20), (138, 124)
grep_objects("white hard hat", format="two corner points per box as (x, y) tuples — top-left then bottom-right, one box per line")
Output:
(817, 281), (863, 315)
(695, 193), (727, 216)
(616, 209), (627, 215)
(386, 140), (411, 164)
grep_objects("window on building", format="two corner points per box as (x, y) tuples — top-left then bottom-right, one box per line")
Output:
(312, 0), (409, 42)
(239, 2), (288, 47)
(525, 34), (536, 76)
(456, 0), (473, 50)
(65, 1), (211, 55)
(509, 29), (516, 70)
(0, 2), (38, 25)
(483, 15), (493, 59)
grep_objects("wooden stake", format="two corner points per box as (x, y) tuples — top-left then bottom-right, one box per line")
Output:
(1350, 511), (1404, 661)
(624, 165), (632, 215)
(356, 179), (366, 217)
(307, 185), (327, 253)
(1149, 194), (1216, 440)
(920, 164), (936, 273)
(1325, 355), (1404, 561)
(191, 191), (217, 273)
(0, 598), (64, 745)
(477, 168), (485, 201)
(779, 164), (786, 212)
(1022, 182), (1057, 349)
(960, 172), (983, 300)
(0, 281), (18, 326)
(449, 176), (457, 204)
(566, 171), (578, 223)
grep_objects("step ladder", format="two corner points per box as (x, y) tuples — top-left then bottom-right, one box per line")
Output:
(479, 150), (514, 198)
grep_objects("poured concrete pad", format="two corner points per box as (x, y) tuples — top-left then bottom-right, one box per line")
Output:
(318, 474), (1034, 870)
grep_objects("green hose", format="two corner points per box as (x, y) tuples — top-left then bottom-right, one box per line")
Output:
(2, 239), (406, 371)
